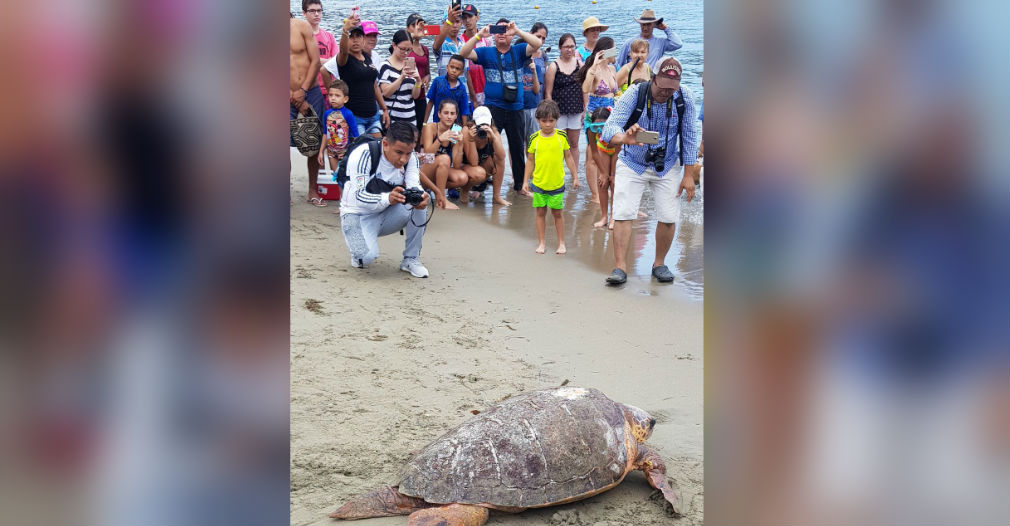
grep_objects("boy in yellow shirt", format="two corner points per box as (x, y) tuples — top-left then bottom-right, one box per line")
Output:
(522, 100), (580, 254)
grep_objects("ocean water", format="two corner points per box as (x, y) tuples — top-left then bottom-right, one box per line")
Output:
(293, 0), (704, 298)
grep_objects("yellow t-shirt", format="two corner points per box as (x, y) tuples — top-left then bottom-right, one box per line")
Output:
(527, 130), (569, 192)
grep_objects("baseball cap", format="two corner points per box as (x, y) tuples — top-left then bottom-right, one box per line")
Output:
(361, 20), (379, 35)
(473, 106), (492, 127)
(461, 4), (479, 16)
(406, 13), (424, 27)
(653, 57), (682, 89)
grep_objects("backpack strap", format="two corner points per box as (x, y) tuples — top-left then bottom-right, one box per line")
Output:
(367, 139), (382, 176)
(623, 81), (650, 131)
(673, 90), (685, 165)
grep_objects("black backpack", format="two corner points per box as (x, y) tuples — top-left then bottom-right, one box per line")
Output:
(335, 135), (382, 188)
(623, 81), (686, 164)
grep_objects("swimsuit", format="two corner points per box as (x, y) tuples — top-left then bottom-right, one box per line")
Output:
(476, 139), (495, 164)
(596, 137), (617, 156)
(436, 140), (453, 158)
(593, 78), (613, 96)
(585, 71), (616, 132)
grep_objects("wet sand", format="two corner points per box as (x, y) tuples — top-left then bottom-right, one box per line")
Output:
(290, 146), (703, 526)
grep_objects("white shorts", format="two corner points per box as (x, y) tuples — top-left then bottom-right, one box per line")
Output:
(612, 160), (682, 223)
(557, 112), (584, 131)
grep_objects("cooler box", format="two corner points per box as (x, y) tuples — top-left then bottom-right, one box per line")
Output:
(316, 169), (341, 201)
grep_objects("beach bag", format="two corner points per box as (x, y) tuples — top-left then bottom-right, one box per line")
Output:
(290, 105), (323, 156)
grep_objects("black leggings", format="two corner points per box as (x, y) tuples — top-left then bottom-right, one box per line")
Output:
(413, 94), (427, 133)
(487, 106), (527, 192)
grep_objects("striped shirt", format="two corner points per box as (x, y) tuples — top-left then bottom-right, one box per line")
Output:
(600, 82), (699, 177)
(378, 61), (417, 123)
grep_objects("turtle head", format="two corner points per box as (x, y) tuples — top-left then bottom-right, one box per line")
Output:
(621, 404), (657, 442)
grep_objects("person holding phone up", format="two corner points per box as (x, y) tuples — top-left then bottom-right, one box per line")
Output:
(379, 30), (425, 127)
(457, 18), (542, 195)
(598, 57), (699, 286)
(405, 13), (432, 132)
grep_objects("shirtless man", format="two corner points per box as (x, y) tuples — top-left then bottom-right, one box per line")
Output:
(291, 16), (326, 206)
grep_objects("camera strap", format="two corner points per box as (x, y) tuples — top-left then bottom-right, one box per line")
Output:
(645, 87), (686, 166)
(495, 46), (520, 96)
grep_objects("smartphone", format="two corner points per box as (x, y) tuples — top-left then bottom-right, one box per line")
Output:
(489, 25), (507, 35)
(350, 6), (360, 19)
(425, 24), (442, 36)
(449, 124), (463, 143)
(405, 56), (416, 69)
(638, 131), (660, 144)
(601, 47), (618, 61)
(451, 0), (461, 12)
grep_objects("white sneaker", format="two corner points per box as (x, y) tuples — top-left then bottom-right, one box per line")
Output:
(399, 257), (429, 278)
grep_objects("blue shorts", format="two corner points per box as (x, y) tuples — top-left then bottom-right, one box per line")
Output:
(353, 109), (384, 136)
(290, 86), (325, 147)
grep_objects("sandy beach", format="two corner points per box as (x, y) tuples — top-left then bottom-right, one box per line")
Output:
(290, 147), (703, 526)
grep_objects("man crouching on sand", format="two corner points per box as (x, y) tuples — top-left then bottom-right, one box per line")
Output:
(340, 121), (432, 278)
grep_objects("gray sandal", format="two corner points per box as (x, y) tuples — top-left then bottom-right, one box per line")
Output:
(606, 268), (628, 285)
(651, 265), (674, 283)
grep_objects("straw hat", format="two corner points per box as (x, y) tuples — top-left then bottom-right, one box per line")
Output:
(581, 17), (609, 35)
(635, 9), (664, 25)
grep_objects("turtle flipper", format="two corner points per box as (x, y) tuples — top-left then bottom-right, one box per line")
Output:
(635, 445), (682, 516)
(330, 486), (431, 519)
(407, 503), (489, 526)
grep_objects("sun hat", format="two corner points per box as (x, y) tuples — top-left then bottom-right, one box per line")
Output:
(581, 17), (609, 35)
(360, 20), (379, 35)
(635, 9), (664, 25)
(652, 57), (682, 89)
(473, 106), (492, 127)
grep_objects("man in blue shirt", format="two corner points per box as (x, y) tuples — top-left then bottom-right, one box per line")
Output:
(616, 9), (683, 70)
(458, 18), (543, 194)
(599, 58), (699, 285)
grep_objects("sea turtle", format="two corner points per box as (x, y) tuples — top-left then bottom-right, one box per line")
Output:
(330, 386), (680, 526)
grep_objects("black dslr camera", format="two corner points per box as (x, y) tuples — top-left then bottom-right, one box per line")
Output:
(644, 147), (667, 173)
(476, 124), (489, 139)
(402, 187), (426, 206)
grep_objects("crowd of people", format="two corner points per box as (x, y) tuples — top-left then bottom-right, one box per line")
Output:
(290, 1), (702, 285)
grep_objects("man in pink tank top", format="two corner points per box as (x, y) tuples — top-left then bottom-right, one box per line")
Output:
(302, 0), (338, 104)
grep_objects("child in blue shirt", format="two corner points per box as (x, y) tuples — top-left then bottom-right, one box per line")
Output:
(424, 55), (472, 126)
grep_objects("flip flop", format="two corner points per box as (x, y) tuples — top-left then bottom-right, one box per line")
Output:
(309, 197), (327, 207)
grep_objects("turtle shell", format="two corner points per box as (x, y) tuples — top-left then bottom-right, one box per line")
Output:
(398, 387), (630, 508)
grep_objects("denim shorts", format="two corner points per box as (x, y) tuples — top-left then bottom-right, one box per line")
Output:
(353, 109), (383, 136)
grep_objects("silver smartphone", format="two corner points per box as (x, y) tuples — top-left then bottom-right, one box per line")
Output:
(638, 130), (660, 144)
(600, 47), (618, 61)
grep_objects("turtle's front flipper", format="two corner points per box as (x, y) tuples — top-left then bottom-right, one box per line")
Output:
(634, 445), (682, 516)
(407, 503), (489, 526)
(330, 486), (431, 519)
